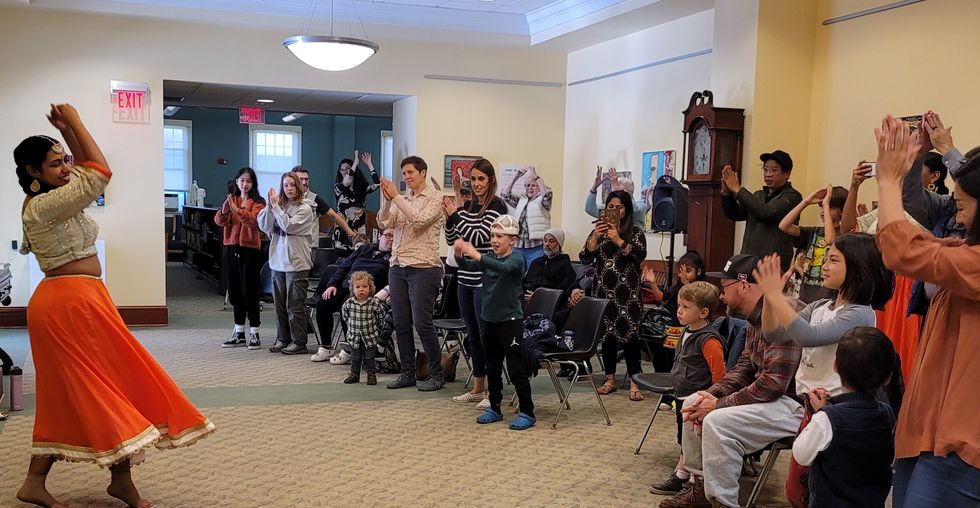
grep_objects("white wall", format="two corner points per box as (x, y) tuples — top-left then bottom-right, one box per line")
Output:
(562, 9), (714, 260)
(0, 7), (566, 307)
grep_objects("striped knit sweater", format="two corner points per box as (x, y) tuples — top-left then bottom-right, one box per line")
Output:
(445, 197), (508, 287)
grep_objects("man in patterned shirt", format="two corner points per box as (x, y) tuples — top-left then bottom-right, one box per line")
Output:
(660, 254), (803, 508)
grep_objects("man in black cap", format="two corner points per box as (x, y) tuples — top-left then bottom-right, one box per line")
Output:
(720, 150), (802, 272)
(659, 253), (803, 508)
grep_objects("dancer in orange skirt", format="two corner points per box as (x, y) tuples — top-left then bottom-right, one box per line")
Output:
(14, 104), (215, 508)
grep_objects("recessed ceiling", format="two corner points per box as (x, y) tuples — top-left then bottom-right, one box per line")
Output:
(10, 0), (713, 50)
(164, 80), (405, 117)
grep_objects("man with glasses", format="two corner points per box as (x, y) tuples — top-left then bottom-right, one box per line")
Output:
(309, 228), (394, 362)
(660, 254), (803, 508)
(720, 150), (803, 272)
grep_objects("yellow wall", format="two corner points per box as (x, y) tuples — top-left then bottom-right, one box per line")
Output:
(806, 0), (980, 207)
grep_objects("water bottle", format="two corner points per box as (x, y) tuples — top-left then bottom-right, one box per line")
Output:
(9, 366), (23, 411)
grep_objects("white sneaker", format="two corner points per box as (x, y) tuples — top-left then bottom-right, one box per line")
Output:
(329, 349), (352, 365)
(452, 391), (486, 403)
(310, 347), (333, 362)
(476, 398), (491, 409)
(659, 402), (673, 412)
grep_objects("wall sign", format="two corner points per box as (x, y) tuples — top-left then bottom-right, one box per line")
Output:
(239, 107), (264, 124)
(110, 80), (150, 124)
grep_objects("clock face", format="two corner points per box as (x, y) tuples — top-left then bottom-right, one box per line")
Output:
(693, 125), (711, 175)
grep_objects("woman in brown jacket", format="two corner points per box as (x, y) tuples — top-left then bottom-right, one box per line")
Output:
(873, 115), (980, 508)
(216, 167), (267, 350)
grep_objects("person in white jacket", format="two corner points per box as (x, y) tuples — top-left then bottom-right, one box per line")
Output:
(501, 166), (552, 269)
(258, 171), (316, 355)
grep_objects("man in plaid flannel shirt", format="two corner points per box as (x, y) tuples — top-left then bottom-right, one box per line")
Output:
(660, 254), (803, 508)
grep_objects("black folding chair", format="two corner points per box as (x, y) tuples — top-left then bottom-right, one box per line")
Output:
(523, 287), (563, 320)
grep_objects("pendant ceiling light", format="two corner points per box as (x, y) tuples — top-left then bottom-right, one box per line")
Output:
(283, 0), (379, 72)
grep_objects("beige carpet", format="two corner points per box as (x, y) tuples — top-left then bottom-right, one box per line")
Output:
(0, 264), (791, 507)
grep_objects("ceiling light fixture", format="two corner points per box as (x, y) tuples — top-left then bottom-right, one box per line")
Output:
(163, 106), (181, 117)
(256, 99), (275, 103)
(282, 113), (308, 123)
(283, 0), (379, 72)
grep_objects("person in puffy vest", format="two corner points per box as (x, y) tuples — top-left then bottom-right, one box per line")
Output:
(502, 166), (552, 269)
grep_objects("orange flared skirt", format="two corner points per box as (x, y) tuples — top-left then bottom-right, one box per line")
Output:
(27, 275), (215, 467)
(874, 274), (921, 382)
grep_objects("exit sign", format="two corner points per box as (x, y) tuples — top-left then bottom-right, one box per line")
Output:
(239, 107), (264, 124)
(110, 80), (150, 124)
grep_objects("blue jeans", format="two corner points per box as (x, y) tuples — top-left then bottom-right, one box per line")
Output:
(893, 452), (980, 508)
(516, 245), (543, 271)
(388, 265), (444, 380)
(457, 284), (486, 378)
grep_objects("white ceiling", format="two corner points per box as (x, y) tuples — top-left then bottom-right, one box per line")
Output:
(164, 80), (406, 117)
(6, 0), (713, 49)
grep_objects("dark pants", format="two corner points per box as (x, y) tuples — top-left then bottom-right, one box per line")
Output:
(457, 284), (486, 378)
(893, 452), (980, 508)
(224, 245), (262, 327)
(485, 319), (534, 418)
(603, 338), (642, 377)
(350, 342), (376, 373)
(272, 270), (309, 347)
(389, 265), (443, 380)
(314, 283), (349, 343)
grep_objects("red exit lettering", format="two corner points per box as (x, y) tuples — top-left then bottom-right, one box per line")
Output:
(116, 91), (144, 109)
(239, 107), (264, 124)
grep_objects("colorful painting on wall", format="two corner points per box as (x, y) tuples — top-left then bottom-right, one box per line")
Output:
(640, 150), (676, 231)
(444, 155), (483, 189)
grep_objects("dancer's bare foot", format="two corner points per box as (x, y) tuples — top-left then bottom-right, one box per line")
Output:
(106, 480), (152, 508)
(16, 475), (68, 507)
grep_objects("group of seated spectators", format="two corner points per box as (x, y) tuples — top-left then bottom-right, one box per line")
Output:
(214, 110), (979, 508)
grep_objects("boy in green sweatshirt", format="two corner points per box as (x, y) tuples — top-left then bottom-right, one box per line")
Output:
(454, 215), (535, 430)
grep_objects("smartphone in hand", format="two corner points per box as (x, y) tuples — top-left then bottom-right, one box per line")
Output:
(866, 162), (877, 177)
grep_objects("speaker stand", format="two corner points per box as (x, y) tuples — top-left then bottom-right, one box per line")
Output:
(665, 230), (676, 286)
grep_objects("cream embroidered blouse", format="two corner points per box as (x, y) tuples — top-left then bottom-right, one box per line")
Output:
(20, 162), (111, 272)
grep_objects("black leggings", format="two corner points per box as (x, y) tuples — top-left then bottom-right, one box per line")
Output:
(314, 280), (349, 341)
(485, 319), (534, 418)
(602, 338), (642, 377)
(225, 245), (262, 327)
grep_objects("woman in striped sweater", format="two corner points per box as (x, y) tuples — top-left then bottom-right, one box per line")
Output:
(443, 158), (508, 406)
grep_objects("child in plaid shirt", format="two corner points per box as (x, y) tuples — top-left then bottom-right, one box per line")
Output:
(342, 271), (386, 385)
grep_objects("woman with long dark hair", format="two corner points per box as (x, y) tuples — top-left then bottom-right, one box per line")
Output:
(333, 150), (380, 251)
(216, 167), (266, 350)
(443, 158), (508, 406)
(15, 104), (213, 508)
(580, 189), (648, 401)
(874, 116), (980, 508)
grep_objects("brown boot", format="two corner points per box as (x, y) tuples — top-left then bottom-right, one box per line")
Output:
(343, 371), (360, 384)
(658, 475), (712, 508)
(366, 371), (377, 385)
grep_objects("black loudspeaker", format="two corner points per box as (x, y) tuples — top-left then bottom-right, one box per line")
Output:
(651, 175), (689, 233)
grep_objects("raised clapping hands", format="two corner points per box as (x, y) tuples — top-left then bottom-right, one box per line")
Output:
(923, 110), (954, 154)
(360, 151), (373, 167)
(874, 115), (920, 186)
(453, 238), (478, 259)
(267, 187), (279, 206)
(46, 103), (80, 132)
(721, 165), (740, 194)
(752, 254), (791, 298)
(379, 177), (398, 200)
(441, 196), (457, 217)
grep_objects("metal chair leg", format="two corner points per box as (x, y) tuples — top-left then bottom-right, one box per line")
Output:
(551, 364), (577, 429)
(546, 363), (571, 410)
(634, 394), (664, 454)
(587, 369), (612, 427)
(746, 444), (782, 508)
(308, 308), (322, 346)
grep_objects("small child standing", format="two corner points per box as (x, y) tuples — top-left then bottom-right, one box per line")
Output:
(792, 326), (897, 508)
(454, 215), (535, 430)
(650, 281), (727, 496)
(341, 271), (386, 386)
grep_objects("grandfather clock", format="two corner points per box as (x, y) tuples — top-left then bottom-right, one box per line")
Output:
(681, 90), (745, 274)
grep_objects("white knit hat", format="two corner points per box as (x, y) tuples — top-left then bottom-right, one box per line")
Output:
(491, 214), (520, 236)
(543, 228), (565, 248)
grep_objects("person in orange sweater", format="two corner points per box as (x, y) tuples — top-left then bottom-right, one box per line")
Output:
(216, 167), (267, 350)
(650, 281), (727, 497)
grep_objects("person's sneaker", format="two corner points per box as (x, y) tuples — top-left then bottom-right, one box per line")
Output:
(310, 347), (333, 362)
(418, 377), (446, 392)
(343, 371), (360, 384)
(387, 375), (417, 389)
(366, 371), (377, 386)
(329, 349), (352, 365)
(452, 392), (486, 403)
(657, 475), (711, 508)
(222, 332), (246, 348)
(269, 340), (287, 353)
(476, 398), (491, 409)
(247, 333), (261, 350)
(650, 473), (687, 495)
(281, 343), (309, 355)
(659, 402), (673, 412)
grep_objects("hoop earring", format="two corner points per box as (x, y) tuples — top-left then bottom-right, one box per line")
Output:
(30, 179), (40, 193)
(927, 183), (937, 193)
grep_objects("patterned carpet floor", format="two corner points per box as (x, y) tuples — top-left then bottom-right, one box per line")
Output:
(0, 264), (790, 507)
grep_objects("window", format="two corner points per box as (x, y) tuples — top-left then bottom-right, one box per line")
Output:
(380, 130), (394, 180)
(249, 124), (302, 194)
(163, 120), (192, 191)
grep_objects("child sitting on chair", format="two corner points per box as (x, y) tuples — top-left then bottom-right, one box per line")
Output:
(341, 271), (386, 386)
(650, 281), (727, 496)
(454, 215), (535, 430)
(792, 326), (897, 508)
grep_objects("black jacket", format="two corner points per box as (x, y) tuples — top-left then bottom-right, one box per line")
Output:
(524, 253), (576, 296)
(326, 243), (391, 290)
